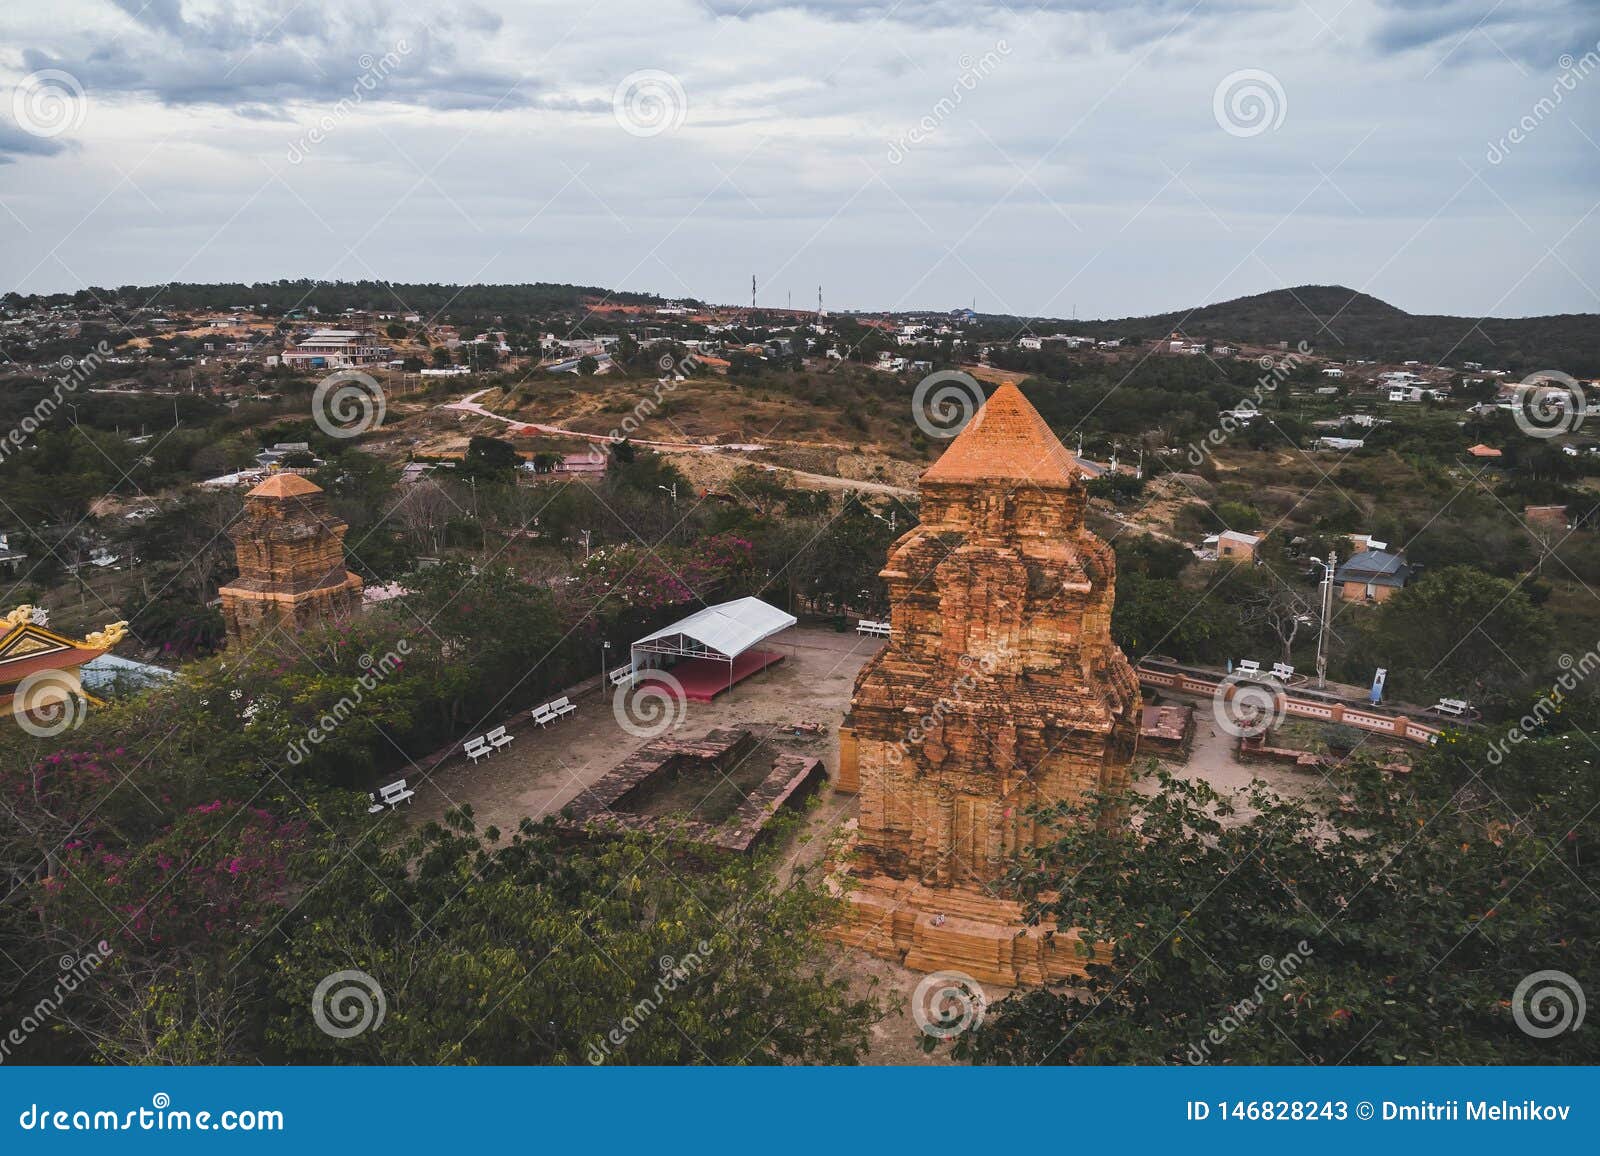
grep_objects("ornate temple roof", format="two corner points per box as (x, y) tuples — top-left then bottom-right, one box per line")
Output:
(247, 472), (323, 499)
(1, 607), (124, 708)
(920, 381), (1084, 487)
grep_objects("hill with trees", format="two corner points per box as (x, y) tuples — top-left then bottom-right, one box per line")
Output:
(1018, 284), (1600, 374)
(1, 280), (673, 317)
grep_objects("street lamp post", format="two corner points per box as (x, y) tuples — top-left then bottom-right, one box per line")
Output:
(1308, 550), (1337, 689)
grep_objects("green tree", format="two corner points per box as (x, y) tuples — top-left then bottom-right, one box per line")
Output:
(964, 728), (1596, 1065)
(1111, 573), (1233, 662)
(459, 435), (522, 485)
(269, 813), (883, 1064)
(1361, 565), (1553, 701)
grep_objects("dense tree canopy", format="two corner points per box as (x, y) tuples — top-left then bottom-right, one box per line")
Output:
(963, 711), (1596, 1065)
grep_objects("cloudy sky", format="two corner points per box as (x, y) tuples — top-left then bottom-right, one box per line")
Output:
(1, 0), (1596, 318)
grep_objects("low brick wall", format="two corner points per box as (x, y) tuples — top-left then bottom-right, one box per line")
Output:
(1137, 662), (1443, 747)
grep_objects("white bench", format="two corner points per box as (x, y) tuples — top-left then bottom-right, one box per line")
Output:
(1236, 659), (1262, 678)
(532, 696), (578, 726)
(608, 665), (635, 687)
(1434, 698), (1469, 717)
(1270, 662), (1295, 682)
(377, 779), (415, 808)
(856, 619), (891, 638)
(463, 735), (492, 763)
(486, 724), (514, 751)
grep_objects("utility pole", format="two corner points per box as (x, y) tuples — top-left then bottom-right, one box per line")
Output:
(1314, 549), (1336, 689)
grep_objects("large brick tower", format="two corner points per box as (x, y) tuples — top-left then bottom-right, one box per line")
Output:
(833, 382), (1140, 985)
(218, 474), (363, 650)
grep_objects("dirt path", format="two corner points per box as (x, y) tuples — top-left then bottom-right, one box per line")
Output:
(443, 388), (767, 453)
(754, 463), (913, 498)
(441, 387), (916, 500)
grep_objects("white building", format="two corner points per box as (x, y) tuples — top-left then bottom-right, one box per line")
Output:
(281, 329), (392, 370)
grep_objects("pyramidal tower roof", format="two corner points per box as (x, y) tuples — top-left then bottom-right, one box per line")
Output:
(921, 381), (1084, 487)
(247, 472), (323, 499)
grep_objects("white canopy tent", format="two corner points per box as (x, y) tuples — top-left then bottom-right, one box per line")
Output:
(631, 596), (797, 694)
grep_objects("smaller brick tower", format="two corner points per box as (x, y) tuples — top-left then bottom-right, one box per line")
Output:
(218, 474), (363, 650)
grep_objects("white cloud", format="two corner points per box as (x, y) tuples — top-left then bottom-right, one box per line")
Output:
(0, 0), (1595, 317)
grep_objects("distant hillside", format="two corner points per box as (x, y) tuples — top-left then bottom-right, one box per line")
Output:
(5, 277), (1592, 374)
(1, 280), (671, 317)
(1052, 285), (1600, 375)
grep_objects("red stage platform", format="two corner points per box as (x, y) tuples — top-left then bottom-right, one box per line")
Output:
(640, 650), (785, 702)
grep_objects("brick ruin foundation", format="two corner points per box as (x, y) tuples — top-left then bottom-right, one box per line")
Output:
(557, 728), (825, 855)
(831, 382), (1141, 987)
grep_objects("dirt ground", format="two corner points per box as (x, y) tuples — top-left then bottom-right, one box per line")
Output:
(405, 628), (1338, 1064)
(408, 625), (881, 834)
(1146, 701), (1324, 816)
